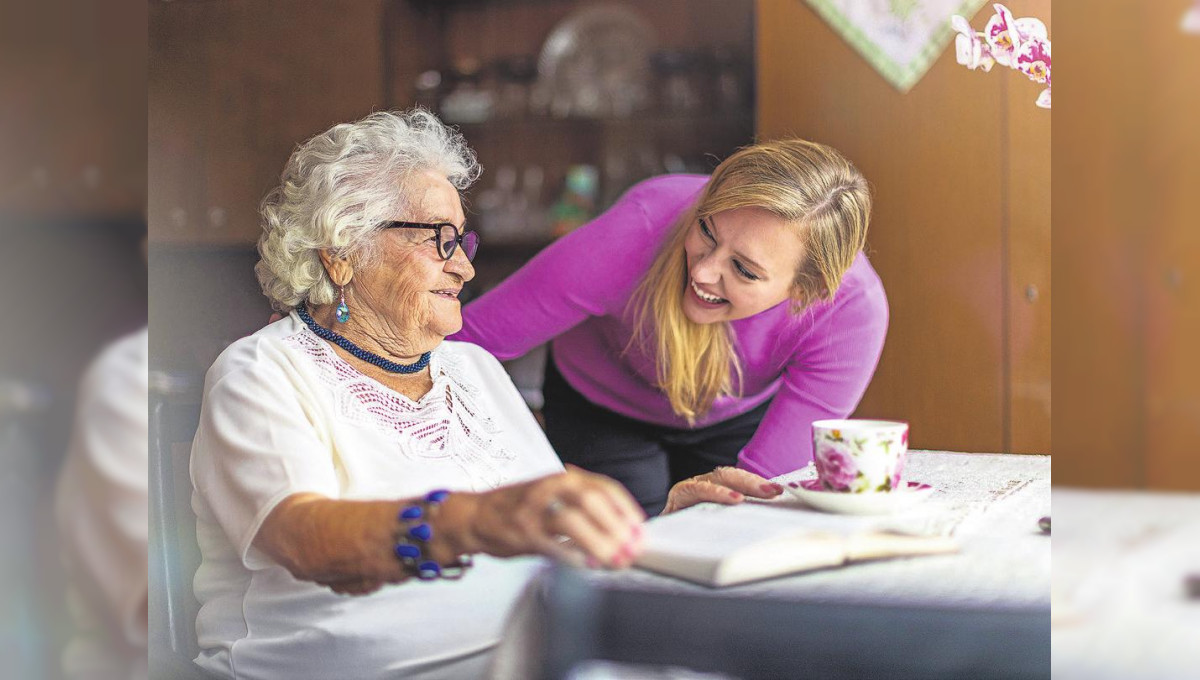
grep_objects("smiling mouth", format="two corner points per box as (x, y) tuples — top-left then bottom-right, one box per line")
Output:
(690, 280), (728, 304)
(431, 288), (461, 300)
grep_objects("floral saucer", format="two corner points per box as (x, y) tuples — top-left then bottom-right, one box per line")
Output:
(787, 479), (934, 515)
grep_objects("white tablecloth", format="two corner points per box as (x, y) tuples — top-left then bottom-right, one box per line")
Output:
(573, 451), (1051, 610)
(1051, 488), (1200, 680)
(493, 451), (1051, 678)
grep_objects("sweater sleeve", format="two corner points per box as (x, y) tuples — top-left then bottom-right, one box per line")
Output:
(737, 267), (890, 478)
(453, 177), (689, 359)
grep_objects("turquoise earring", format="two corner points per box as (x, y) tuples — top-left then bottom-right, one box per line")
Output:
(335, 284), (350, 323)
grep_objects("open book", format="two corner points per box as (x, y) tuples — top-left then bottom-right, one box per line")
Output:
(635, 502), (958, 587)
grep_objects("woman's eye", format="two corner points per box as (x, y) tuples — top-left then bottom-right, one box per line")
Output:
(699, 218), (715, 241)
(733, 261), (759, 280)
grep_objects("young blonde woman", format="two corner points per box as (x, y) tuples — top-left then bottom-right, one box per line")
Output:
(454, 140), (888, 514)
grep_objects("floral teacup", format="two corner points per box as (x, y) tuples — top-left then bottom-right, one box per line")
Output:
(812, 419), (909, 493)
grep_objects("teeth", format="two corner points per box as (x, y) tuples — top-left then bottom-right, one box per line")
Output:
(690, 280), (725, 304)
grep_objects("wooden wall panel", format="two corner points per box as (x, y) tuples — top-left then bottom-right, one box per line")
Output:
(1053, 0), (1200, 490)
(149, 0), (387, 245)
(1051, 93), (1144, 485)
(758, 0), (1037, 453)
(1, 1), (146, 217)
(1142, 1), (1200, 489)
(1005, 1), (1052, 454)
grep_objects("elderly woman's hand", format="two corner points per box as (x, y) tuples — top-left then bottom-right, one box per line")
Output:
(255, 466), (647, 596)
(447, 465), (646, 569)
(661, 466), (784, 515)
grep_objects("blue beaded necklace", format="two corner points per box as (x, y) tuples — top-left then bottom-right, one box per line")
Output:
(296, 303), (431, 375)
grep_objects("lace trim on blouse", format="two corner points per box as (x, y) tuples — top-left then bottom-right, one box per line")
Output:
(282, 328), (516, 488)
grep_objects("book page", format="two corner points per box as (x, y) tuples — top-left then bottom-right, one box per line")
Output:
(637, 503), (874, 583)
(643, 502), (882, 559)
(637, 502), (957, 586)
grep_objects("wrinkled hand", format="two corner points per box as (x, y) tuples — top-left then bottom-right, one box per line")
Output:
(662, 466), (784, 515)
(461, 465), (646, 569)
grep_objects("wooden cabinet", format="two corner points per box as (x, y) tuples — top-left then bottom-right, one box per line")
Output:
(757, 0), (1051, 455)
(149, 0), (757, 287)
(1141, 1), (1200, 490)
(149, 0), (388, 245)
(1005, 6), (1052, 455)
(2, 1), (146, 218)
(384, 0), (756, 298)
(1051, 1), (1140, 486)
(1054, 0), (1200, 490)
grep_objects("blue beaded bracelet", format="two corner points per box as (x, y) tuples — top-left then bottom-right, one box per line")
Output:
(392, 489), (473, 580)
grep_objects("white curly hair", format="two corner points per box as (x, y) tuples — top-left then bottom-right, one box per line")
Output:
(255, 108), (481, 312)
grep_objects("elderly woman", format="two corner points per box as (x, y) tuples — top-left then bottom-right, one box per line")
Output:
(188, 109), (781, 680)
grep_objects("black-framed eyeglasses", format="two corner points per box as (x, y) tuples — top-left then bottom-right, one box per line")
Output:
(382, 221), (480, 262)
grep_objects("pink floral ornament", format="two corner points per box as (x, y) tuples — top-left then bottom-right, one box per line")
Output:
(984, 3), (1047, 68)
(814, 440), (858, 491)
(890, 453), (906, 489)
(983, 5), (1017, 67)
(1014, 36), (1050, 84)
(951, 15), (995, 72)
(952, 3), (1051, 109)
(1014, 34), (1051, 109)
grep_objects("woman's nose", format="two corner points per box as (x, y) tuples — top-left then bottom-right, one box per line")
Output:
(445, 248), (475, 282)
(690, 251), (720, 284)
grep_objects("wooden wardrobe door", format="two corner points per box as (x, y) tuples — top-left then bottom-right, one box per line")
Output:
(758, 0), (1056, 454)
(1143, 1), (1200, 490)
(1005, 2), (1052, 455)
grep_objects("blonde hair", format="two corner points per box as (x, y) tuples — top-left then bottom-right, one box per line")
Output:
(628, 139), (872, 423)
(255, 109), (481, 312)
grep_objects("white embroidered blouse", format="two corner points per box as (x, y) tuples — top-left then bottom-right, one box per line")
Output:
(189, 313), (563, 679)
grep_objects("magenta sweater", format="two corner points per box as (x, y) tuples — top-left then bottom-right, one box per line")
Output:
(453, 175), (888, 477)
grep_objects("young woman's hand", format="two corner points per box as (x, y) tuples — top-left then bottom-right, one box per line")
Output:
(662, 466), (784, 514)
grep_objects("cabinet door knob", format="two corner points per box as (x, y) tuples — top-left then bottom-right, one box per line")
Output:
(1024, 284), (1039, 303)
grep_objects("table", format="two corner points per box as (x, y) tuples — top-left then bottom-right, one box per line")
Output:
(494, 451), (1051, 679)
(1051, 488), (1200, 680)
